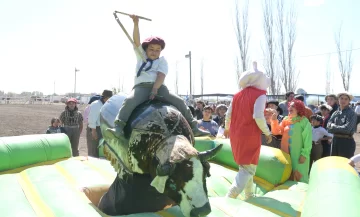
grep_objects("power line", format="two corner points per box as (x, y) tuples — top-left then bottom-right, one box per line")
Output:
(258, 47), (360, 61)
(297, 47), (360, 58)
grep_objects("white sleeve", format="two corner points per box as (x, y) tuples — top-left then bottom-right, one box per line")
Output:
(224, 101), (232, 130)
(135, 45), (146, 61)
(321, 128), (333, 138)
(355, 106), (360, 114)
(350, 154), (360, 164)
(254, 95), (271, 136)
(88, 102), (100, 129)
(253, 95), (267, 118)
(157, 57), (168, 75)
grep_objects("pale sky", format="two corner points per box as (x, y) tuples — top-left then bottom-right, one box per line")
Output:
(0, 0), (359, 96)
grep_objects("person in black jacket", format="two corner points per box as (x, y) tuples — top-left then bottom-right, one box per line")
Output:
(194, 100), (205, 120)
(327, 92), (357, 158)
(321, 94), (339, 157)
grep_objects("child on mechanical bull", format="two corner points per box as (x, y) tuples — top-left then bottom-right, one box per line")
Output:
(224, 61), (272, 199)
(107, 15), (210, 139)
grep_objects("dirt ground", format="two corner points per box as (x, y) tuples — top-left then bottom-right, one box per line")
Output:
(1, 104), (360, 159)
(0, 104), (88, 156)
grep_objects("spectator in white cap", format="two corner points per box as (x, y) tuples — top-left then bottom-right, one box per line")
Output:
(327, 92), (357, 158)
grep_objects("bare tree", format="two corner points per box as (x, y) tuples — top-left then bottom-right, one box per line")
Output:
(276, 0), (298, 92)
(174, 61), (179, 95)
(334, 24), (353, 91)
(275, 76), (282, 96)
(112, 87), (120, 94)
(261, 0), (278, 95)
(200, 58), (204, 99)
(234, 57), (241, 89)
(233, 0), (250, 74)
(119, 75), (124, 92)
(325, 54), (331, 94)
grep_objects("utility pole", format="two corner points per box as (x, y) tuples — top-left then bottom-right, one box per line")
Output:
(52, 80), (56, 103)
(74, 68), (80, 97)
(119, 76), (122, 92)
(185, 51), (192, 99)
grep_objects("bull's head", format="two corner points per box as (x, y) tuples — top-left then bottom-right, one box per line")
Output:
(150, 135), (223, 217)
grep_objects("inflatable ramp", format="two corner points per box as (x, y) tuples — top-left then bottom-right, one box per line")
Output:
(0, 134), (360, 217)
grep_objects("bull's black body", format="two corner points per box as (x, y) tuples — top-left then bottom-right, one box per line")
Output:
(98, 174), (175, 215)
(123, 100), (194, 142)
(124, 100), (195, 174)
(99, 100), (195, 215)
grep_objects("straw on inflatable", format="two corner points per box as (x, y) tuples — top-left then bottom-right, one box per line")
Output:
(0, 134), (72, 172)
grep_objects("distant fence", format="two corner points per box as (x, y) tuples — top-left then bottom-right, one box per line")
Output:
(0, 96), (51, 105)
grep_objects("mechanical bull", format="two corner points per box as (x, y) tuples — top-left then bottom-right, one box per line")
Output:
(98, 94), (222, 217)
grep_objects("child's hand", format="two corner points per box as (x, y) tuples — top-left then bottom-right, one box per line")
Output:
(265, 135), (272, 144)
(224, 129), (230, 138)
(271, 112), (277, 121)
(91, 129), (98, 140)
(129, 15), (139, 24)
(299, 155), (306, 164)
(149, 87), (158, 100)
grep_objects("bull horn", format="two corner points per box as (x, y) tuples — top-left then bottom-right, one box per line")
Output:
(198, 144), (223, 161)
(156, 161), (176, 176)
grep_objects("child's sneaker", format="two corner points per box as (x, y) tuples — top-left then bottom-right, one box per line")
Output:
(106, 121), (126, 139)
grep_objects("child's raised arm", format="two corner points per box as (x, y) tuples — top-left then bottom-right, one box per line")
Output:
(130, 15), (140, 47)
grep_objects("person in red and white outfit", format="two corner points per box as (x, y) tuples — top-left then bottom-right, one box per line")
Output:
(223, 61), (272, 199)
